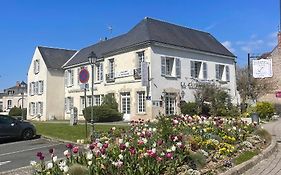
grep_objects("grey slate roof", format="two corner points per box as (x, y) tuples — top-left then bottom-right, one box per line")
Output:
(38, 46), (77, 69)
(64, 17), (235, 67)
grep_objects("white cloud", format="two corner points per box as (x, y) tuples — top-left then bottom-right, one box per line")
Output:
(222, 41), (235, 53)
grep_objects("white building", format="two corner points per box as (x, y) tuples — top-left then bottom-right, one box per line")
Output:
(62, 17), (238, 121)
(27, 46), (76, 120)
(1, 81), (27, 112)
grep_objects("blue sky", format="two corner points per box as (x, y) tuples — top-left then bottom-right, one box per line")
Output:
(0, 0), (279, 90)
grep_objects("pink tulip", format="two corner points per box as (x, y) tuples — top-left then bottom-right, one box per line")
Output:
(66, 143), (73, 149)
(165, 152), (173, 159)
(72, 146), (79, 154)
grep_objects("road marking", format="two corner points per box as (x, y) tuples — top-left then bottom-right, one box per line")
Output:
(0, 161), (11, 166)
(0, 143), (61, 157)
(0, 138), (52, 147)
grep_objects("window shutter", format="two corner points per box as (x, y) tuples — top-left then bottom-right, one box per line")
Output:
(64, 98), (67, 111)
(226, 66), (230, 81)
(65, 71), (68, 87)
(40, 102), (43, 114)
(29, 83), (32, 95)
(33, 61), (36, 74)
(37, 60), (40, 73)
(100, 63), (103, 81)
(215, 64), (220, 80)
(191, 61), (195, 78)
(176, 58), (181, 78)
(161, 56), (166, 76)
(203, 62), (207, 80)
(29, 103), (31, 115)
(77, 67), (81, 85)
(71, 97), (74, 109)
(71, 70), (74, 86)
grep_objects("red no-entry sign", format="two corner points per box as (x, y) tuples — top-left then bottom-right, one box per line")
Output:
(79, 68), (89, 84)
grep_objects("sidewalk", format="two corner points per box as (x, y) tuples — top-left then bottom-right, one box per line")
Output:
(244, 118), (281, 175)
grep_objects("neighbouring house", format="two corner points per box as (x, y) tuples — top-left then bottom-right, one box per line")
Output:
(2, 81), (27, 112)
(27, 46), (76, 121)
(62, 17), (237, 121)
(0, 92), (4, 111)
(258, 32), (281, 112)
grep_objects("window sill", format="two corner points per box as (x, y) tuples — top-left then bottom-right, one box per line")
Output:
(216, 80), (229, 84)
(162, 75), (178, 79)
(136, 112), (147, 115)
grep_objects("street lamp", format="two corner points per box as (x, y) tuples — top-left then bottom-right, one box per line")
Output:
(247, 53), (260, 103)
(88, 51), (97, 141)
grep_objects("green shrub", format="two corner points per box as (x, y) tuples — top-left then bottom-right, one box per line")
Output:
(8, 106), (22, 116)
(180, 102), (198, 116)
(83, 105), (122, 122)
(255, 102), (275, 119)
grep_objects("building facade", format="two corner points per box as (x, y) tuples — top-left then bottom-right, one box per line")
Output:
(1, 81), (27, 112)
(27, 46), (76, 121)
(62, 17), (237, 121)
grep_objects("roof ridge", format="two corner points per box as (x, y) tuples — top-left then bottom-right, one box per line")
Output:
(144, 17), (211, 35)
(37, 45), (77, 52)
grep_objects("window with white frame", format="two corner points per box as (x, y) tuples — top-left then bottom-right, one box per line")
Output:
(29, 102), (35, 116)
(87, 96), (92, 107)
(77, 67), (81, 85)
(191, 61), (207, 79)
(38, 81), (44, 95)
(165, 93), (176, 115)
(65, 69), (74, 87)
(36, 102), (43, 115)
(65, 97), (73, 113)
(94, 95), (101, 106)
(80, 97), (85, 114)
(109, 59), (114, 79)
(96, 63), (103, 81)
(35, 81), (39, 95)
(137, 51), (145, 73)
(32, 102), (35, 115)
(34, 60), (40, 74)
(137, 92), (146, 113)
(7, 100), (12, 109)
(215, 64), (229, 81)
(161, 57), (181, 78)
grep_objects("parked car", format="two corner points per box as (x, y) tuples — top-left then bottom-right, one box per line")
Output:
(0, 115), (36, 140)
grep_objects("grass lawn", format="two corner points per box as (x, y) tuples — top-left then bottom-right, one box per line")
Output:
(234, 150), (259, 165)
(33, 122), (129, 142)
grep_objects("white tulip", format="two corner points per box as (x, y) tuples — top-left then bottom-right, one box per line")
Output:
(52, 156), (58, 162)
(47, 162), (53, 169)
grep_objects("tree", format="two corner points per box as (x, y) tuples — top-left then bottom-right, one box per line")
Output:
(236, 66), (276, 103)
(194, 83), (234, 116)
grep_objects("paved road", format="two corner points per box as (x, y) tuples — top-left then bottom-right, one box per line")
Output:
(0, 138), (66, 173)
(244, 118), (281, 175)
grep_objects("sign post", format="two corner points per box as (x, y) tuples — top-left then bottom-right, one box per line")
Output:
(79, 68), (90, 139)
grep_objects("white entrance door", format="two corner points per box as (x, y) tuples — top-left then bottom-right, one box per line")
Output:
(165, 93), (176, 115)
(121, 93), (131, 121)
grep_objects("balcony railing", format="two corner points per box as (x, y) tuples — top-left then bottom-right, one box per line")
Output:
(133, 68), (141, 80)
(106, 73), (115, 83)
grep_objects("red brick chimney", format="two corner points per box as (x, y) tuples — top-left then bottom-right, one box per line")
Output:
(278, 32), (281, 47)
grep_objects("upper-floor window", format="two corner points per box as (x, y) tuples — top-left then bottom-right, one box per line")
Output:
(34, 60), (40, 74)
(38, 81), (44, 95)
(137, 51), (145, 72)
(7, 100), (12, 109)
(191, 61), (207, 79)
(96, 63), (103, 81)
(109, 59), (115, 79)
(215, 64), (230, 81)
(161, 56), (181, 78)
(65, 69), (74, 87)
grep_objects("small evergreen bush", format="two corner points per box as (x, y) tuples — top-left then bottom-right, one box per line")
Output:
(180, 102), (198, 116)
(8, 106), (22, 116)
(83, 105), (122, 122)
(255, 102), (274, 119)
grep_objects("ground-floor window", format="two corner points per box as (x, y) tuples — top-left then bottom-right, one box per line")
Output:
(7, 100), (12, 109)
(65, 97), (73, 113)
(165, 93), (176, 115)
(121, 92), (130, 114)
(137, 91), (146, 113)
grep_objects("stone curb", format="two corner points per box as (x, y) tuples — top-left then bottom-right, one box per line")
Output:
(221, 136), (278, 175)
(41, 135), (84, 146)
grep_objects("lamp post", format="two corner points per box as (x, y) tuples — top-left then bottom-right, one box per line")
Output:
(247, 53), (260, 103)
(88, 51), (97, 141)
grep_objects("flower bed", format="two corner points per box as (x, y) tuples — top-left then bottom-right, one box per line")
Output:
(31, 115), (269, 175)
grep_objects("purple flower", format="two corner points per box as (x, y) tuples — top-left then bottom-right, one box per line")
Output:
(39, 155), (45, 160)
(119, 143), (126, 150)
(49, 148), (54, 154)
(36, 152), (43, 157)
(165, 152), (173, 159)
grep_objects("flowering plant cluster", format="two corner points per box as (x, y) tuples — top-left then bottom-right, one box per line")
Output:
(31, 115), (261, 175)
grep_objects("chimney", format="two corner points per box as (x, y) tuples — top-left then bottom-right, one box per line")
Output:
(16, 81), (20, 87)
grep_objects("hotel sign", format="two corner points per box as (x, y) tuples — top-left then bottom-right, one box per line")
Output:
(252, 59), (273, 78)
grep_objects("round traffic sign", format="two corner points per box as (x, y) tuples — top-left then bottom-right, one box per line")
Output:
(79, 68), (90, 84)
